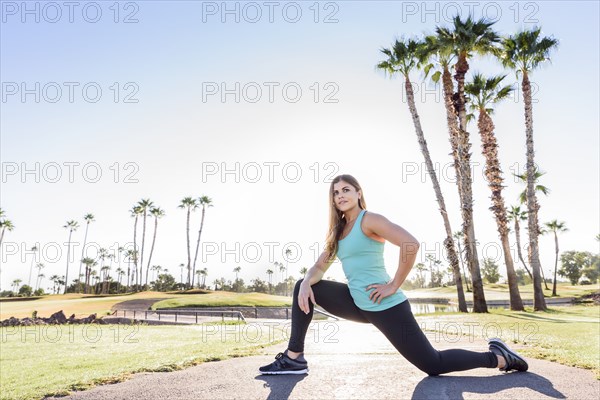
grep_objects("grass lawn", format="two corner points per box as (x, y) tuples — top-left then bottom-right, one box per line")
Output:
(0, 291), (292, 320)
(404, 282), (599, 300)
(0, 321), (289, 400)
(415, 304), (600, 378)
(151, 291), (292, 309)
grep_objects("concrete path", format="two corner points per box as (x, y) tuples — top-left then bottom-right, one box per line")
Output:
(47, 320), (599, 400)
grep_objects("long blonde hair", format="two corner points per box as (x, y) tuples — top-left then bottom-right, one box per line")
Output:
(324, 174), (367, 261)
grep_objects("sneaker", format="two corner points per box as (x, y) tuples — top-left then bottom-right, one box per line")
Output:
(488, 338), (529, 372)
(258, 350), (309, 375)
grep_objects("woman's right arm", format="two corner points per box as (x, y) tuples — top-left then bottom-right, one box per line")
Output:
(298, 251), (334, 313)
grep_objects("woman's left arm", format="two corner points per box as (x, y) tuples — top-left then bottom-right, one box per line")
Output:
(364, 212), (420, 303)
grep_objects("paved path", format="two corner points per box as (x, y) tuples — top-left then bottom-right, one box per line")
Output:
(47, 320), (599, 400)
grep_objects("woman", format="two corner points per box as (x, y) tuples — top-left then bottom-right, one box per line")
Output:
(259, 174), (528, 376)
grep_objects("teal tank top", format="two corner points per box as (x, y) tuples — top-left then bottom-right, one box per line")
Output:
(336, 209), (407, 311)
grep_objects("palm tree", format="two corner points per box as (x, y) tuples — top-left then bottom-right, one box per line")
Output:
(299, 267), (308, 276)
(377, 37), (467, 312)
(498, 27), (558, 311)
(514, 169), (552, 289)
(129, 205), (143, 288)
(465, 73), (524, 311)
(192, 196), (213, 288)
(199, 268), (208, 289)
(179, 197), (198, 289)
(27, 245), (38, 287)
(48, 274), (59, 294)
(137, 199), (154, 288)
(63, 220), (79, 294)
(434, 15), (500, 313)
(35, 263), (45, 291)
(145, 206), (165, 287)
(12, 279), (22, 294)
(266, 269), (274, 293)
(544, 220), (568, 296)
(514, 168), (550, 205)
(76, 213), (95, 293)
(234, 266), (241, 281)
(452, 231), (470, 291)
(0, 219), (15, 246)
(284, 248), (292, 296)
(507, 205), (533, 280)
(124, 249), (137, 293)
(115, 267), (124, 293)
(81, 257), (96, 294)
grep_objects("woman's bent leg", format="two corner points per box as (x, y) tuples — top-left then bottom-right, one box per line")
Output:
(362, 300), (498, 376)
(288, 279), (369, 353)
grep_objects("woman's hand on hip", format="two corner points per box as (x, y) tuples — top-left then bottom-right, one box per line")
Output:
(298, 281), (316, 314)
(366, 282), (398, 304)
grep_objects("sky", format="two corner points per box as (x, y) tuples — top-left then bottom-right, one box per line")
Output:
(1, 0), (599, 293)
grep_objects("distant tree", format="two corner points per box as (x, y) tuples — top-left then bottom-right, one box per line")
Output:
(153, 273), (177, 292)
(482, 258), (501, 284)
(559, 251), (594, 285)
(19, 284), (33, 297)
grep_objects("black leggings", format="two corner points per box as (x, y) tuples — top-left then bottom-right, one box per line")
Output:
(288, 279), (498, 376)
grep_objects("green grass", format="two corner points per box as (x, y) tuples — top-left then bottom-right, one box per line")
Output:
(152, 292), (292, 309)
(0, 321), (288, 400)
(415, 304), (600, 378)
(0, 290), (292, 320)
(405, 282), (599, 300)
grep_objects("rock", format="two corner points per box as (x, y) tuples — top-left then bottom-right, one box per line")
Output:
(49, 310), (67, 324)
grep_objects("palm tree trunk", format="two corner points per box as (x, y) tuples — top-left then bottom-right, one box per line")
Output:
(64, 230), (73, 294)
(478, 111), (524, 310)
(186, 208), (192, 289)
(552, 230), (559, 296)
(522, 72), (547, 311)
(146, 216), (159, 286)
(453, 56), (487, 313)
(78, 223), (89, 293)
(405, 76), (467, 312)
(192, 207), (206, 288)
(140, 211), (147, 288)
(513, 219), (533, 279)
(133, 216), (139, 290)
(0, 227), (5, 246)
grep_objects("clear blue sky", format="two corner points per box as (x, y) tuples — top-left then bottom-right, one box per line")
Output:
(1, 1), (598, 291)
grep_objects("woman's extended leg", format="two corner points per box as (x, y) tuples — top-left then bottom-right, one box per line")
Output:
(362, 300), (498, 376)
(287, 278), (369, 353)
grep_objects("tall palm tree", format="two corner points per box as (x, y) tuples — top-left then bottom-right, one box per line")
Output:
(299, 267), (308, 276)
(179, 197), (198, 289)
(35, 263), (45, 291)
(137, 199), (154, 288)
(124, 249), (137, 293)
(544, 220), (568, 296)
(0, 219), (15, 246)
(27, 245), (38, 287)
(465, 73), (524, 311)
(452, 231), (470, 291)
(377, 37), (467, 312)
(81, 257), (96, 294)
(63, 220), (79, 294)
(507, 205), (533, 279)
(498, 27), (558, 311)
(12, 279), (22, 294)
(129, 205), (143, 288)
(199, 268), (208, 289)
(192, 196), (213, 288)
(76, 213), (95, 293)
(266, 269), (274, 294)
(233, 266), (241, 281)
(145, 206), (165, 287)
(284, 248), (292, 295)
(115, 267), (124, 293)
(434, 15), (500, 313)
(49, 274), (60, 294)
